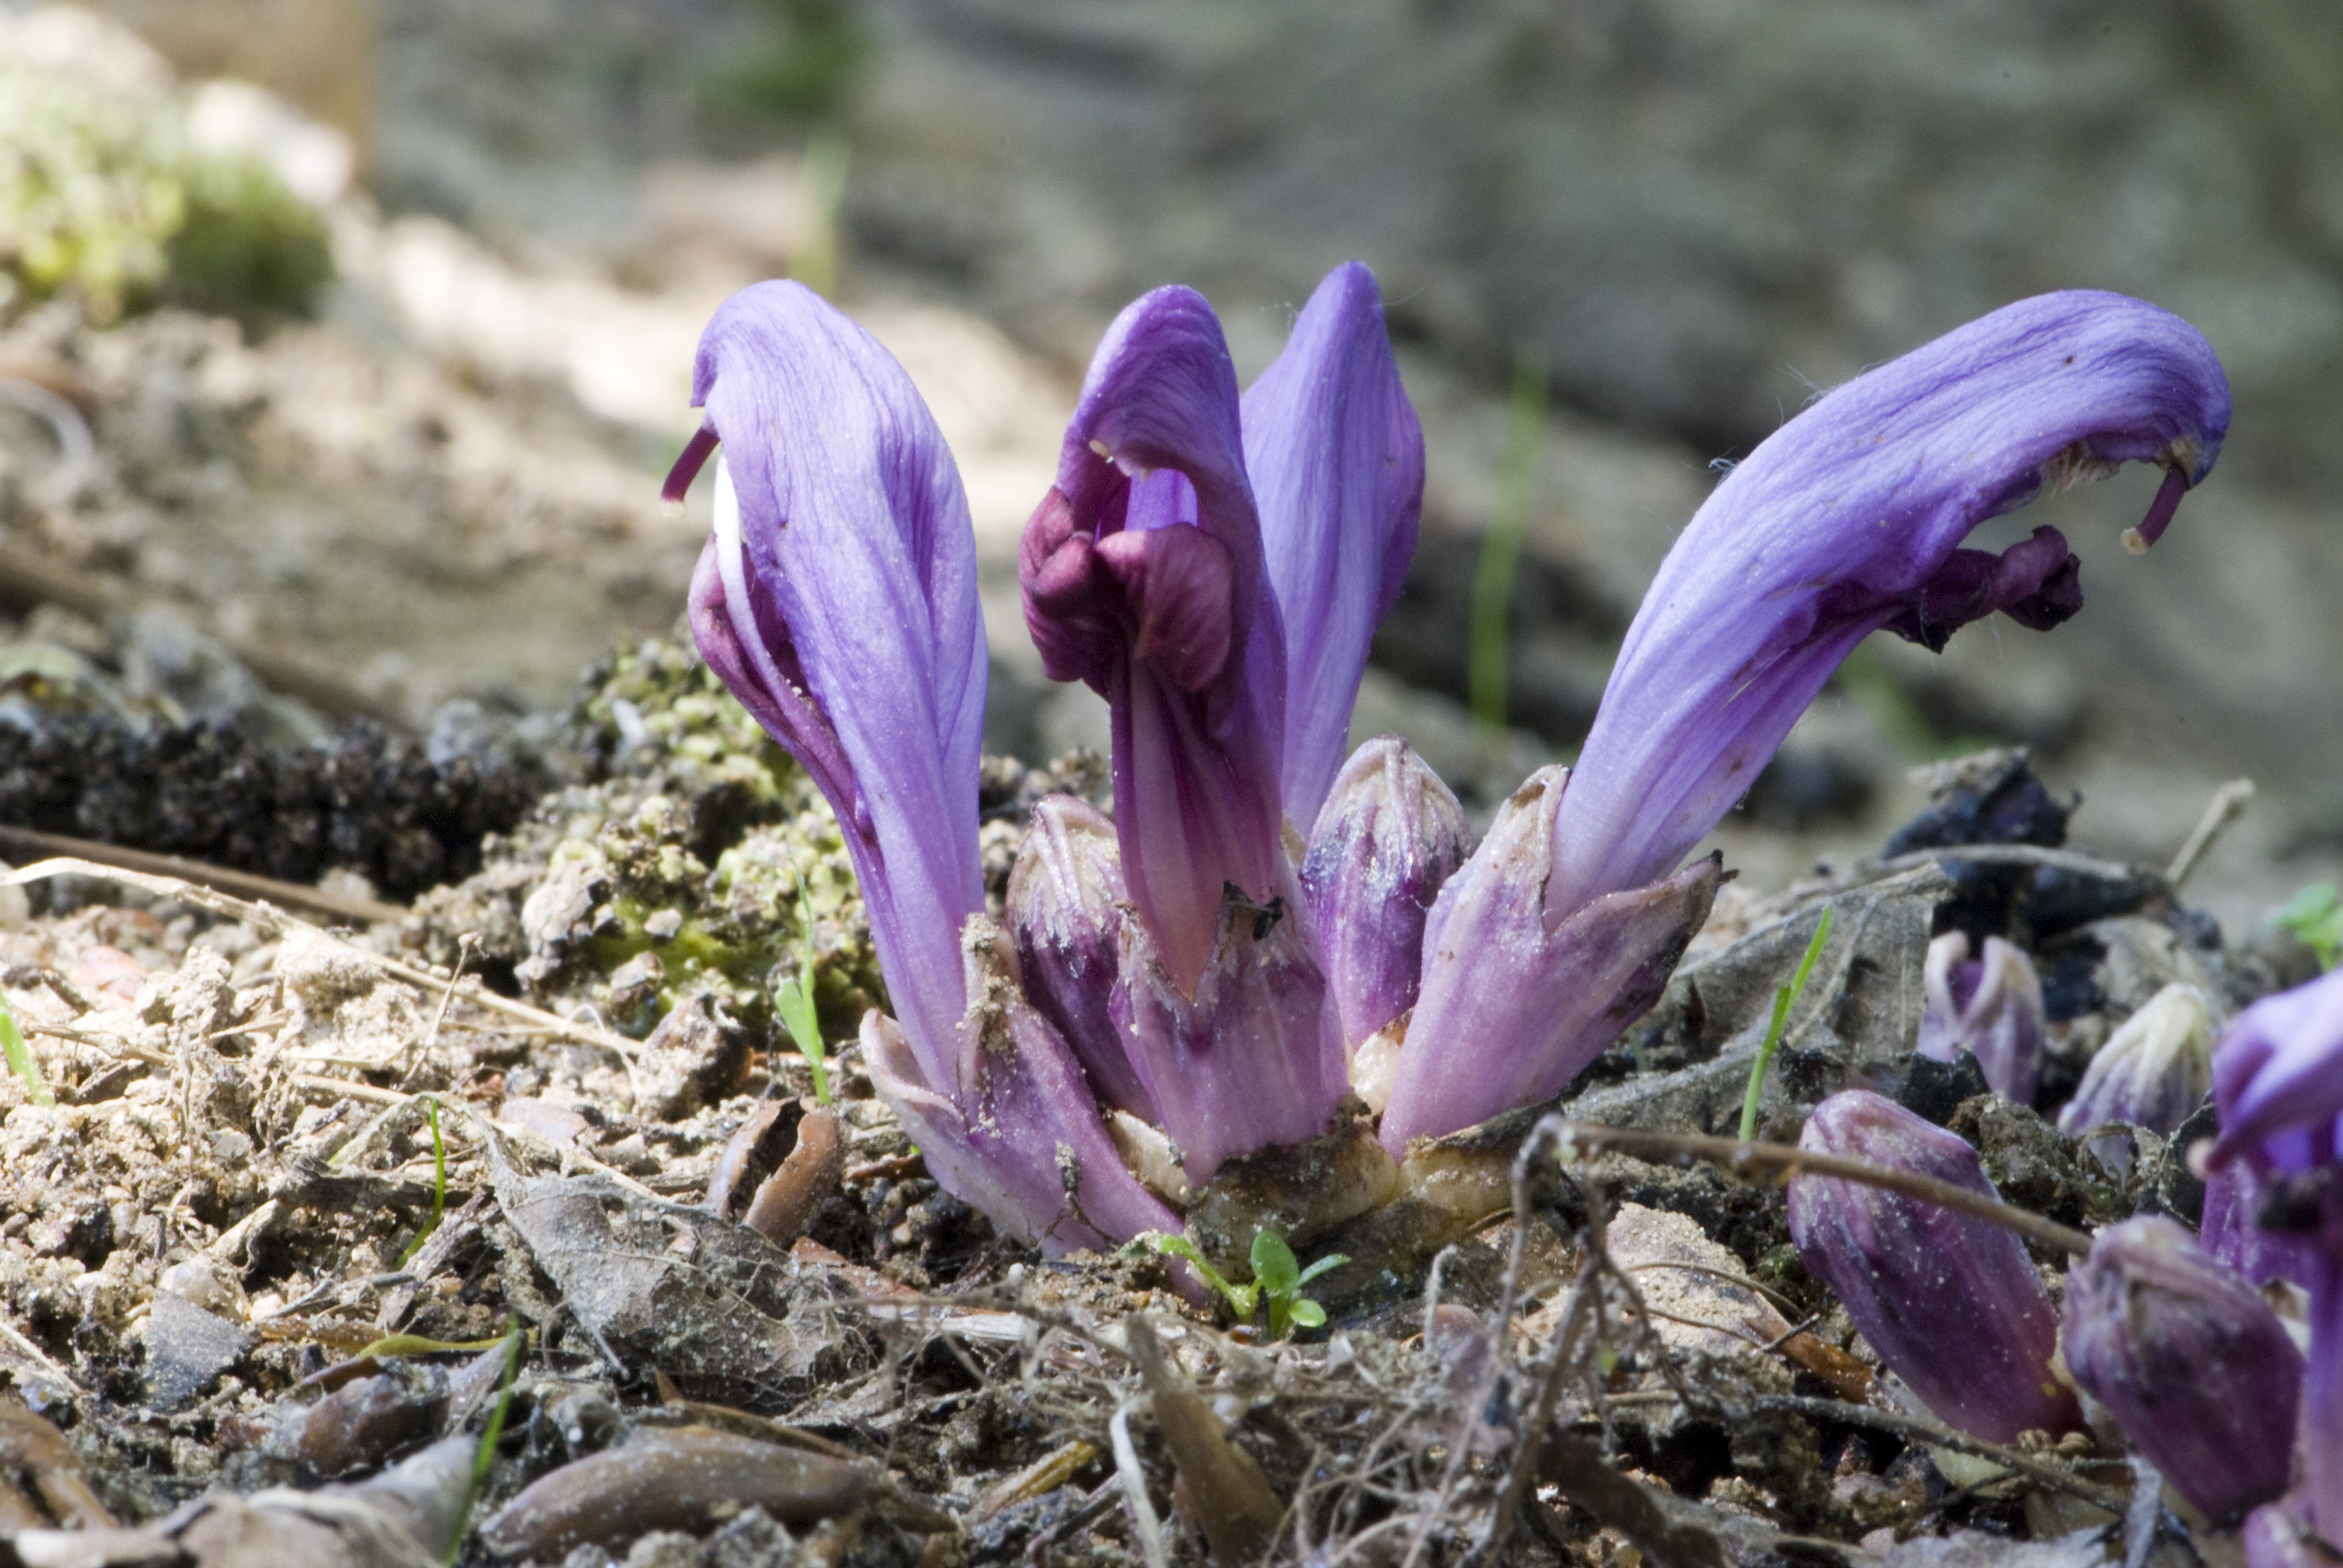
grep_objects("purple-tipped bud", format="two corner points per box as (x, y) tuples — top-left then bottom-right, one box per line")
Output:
(1110, 871), (1347, 1185)
(1004, 795), (1152, 1120)
(1787, 1089), (2080, 1443)
(1300, 736), (1472, 1048)
(2062, 1216), (2302, 1520)
(863, 916), (1180, 1253)
(2057, 982), (2214, 1155)
(1378, 766), (1722, 1153)
(1918, 931), (2046, 1106)
(2209, 968), (2343, 1536)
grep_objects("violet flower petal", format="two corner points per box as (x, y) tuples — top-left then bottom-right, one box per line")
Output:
(861, 919), (1181, 1254)
(1244, 263), (1425, 825)
(1019, 286), (1286, 991)
(1300, 736), (1472, 1048)
(1111, 868), (1347, 1184)
(1378, 766), (1722, 1153)
(1546, 291), (2230, 920)
(2061, 1215), (2301, 1520)
(2202, 1158), (2321, 1290)
(2211, 966), (2343, 1173)
(672, 282), (987, 1087)
(1786, 1089), (2079, 1444)
(1916, 932), (2046, 1106)
(2056, 981), (2214, 1143)
(1004, 794), (1153, 1120)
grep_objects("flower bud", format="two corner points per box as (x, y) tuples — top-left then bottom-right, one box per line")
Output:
(1918, 931), (2046, 1105)
(1787, 1089), (2079, 1443)
(2057, 983), (2213, 1167)
(1299, 736), (1471, 1047)
(1006, 794), (1152, 1119)
(2062, 1216), (2302, 1520)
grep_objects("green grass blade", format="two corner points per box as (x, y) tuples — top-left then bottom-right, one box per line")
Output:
(0, 991), (51, 1108)
(1738, 906), (1833, 1143)
(1468, 351), (1546, 730)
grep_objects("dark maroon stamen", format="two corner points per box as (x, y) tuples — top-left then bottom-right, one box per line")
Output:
(2125, 466), (2188, 554)
(662, 425), (720, 507)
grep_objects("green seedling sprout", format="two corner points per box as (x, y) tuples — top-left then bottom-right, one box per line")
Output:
(0, 990), (52, 1108)
(399, 1097), (447, 1265)
(1125, 1230), (1346, 1339)
(1738, 906), (1834, 1143)
(453, 1326), (526, 1566)
(1468, 350), (1546, 731)
(776, 867), (831, 1104)
(2274, 883), (2343, 972)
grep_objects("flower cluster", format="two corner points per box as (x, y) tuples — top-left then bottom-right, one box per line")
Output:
(668, 273), (2227, 1255)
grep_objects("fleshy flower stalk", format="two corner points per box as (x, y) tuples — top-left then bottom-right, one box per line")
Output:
(1787, 1090), (2079, 1443)
(2209, 967), (2343, 1538)
(2061, 1216), (2301, 1521)
(1919, 931), (2048, 1106)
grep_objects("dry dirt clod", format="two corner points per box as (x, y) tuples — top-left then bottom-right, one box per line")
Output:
(476, 1426), (870, 1560)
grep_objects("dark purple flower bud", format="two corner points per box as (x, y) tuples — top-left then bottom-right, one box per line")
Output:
(1004, 794), (1152, 1120)
(2062, 1216), (2302, 1520)
(863, 918), (1181, 1254)
(1245, 263), (1424, 826)
(1377, 767), (1722, 1153)
(1787, 1089), (2080, 1443)
(2057, 982), (2214, 1149)
(1300, 736), (1471, 1048)
(2209, 969), (2343, 1536)
(1020, 286), (1287, 994)
(670, 281), (987, 1094)
(1918, 931), (2047, 1106)
(1544, 293), (2229, 920)
(1112, 869), (1348, 1184)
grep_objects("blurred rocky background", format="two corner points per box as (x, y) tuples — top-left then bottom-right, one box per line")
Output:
(2, 0), (2339, 941)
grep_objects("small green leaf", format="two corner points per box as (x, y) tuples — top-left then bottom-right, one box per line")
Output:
(1739, 905), (1833, 1142)
(1293, 1253), (1348, 1290)
(1250, 1229), (1300, 1296)
(1126, 1231), (1253, 1321)
(2275, 883), (2343, 972)
(0, 990), (52, 1108)
(1288, 1298), (1327, 1330)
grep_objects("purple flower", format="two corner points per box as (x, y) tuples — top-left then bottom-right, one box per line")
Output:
(1377, 768), (1722, 1154)
(2210, 967), (2343, 1536)
(2056, 982), (2213, 1156)
(1919, 932), (2048, 1106)
(1787, 1090), (2079, 1443)
(1004, 795), (1149, 1119)
(1300, 735), (1472, 1048)
(2062, 1215), (2301, 1520)
(670, 281), (1172, 1251)
(1543, 292), (2230, 921)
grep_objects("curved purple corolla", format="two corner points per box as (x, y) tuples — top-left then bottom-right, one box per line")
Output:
(2209, 967), (2343, 1538)
(1544, 291), (2231, 920)
(672, 281), (987, 1083)
(1918, 932), (2048, 1106)
(1247, 263), (1425, 825)
(671, 281), (1175, 1253)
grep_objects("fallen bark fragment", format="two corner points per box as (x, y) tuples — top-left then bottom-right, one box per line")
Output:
(1122, 1315), (1284, 1566)
(1538, 1433), (1729, 1568)
(476, 1426), (868, 1560)
(741, 1104), (844, 1244)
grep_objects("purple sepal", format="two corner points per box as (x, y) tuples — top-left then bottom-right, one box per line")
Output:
(2057, 981), (2213, 1142)
(1019, 287), (1287, 992)
(2244, 1501), (2343, 1568)
(1110, 869), (1346, 1186)
(1916, 932), (2047, 1106)
(861, 918), (1182, 1255)
(1244, 263), (1425, 825)
(1786, 1089), (2080, 1443)
(676, 281), (988, 1088)
(1300, 736), (1472, 1048)
(1004, 794), (1152, 1120)
(2061, 1215), (2301, 1520)
(1377, 767), (1722, 1154)
(2203, 1159), (2321, 1291)
(1545, 292), (2230, 918)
